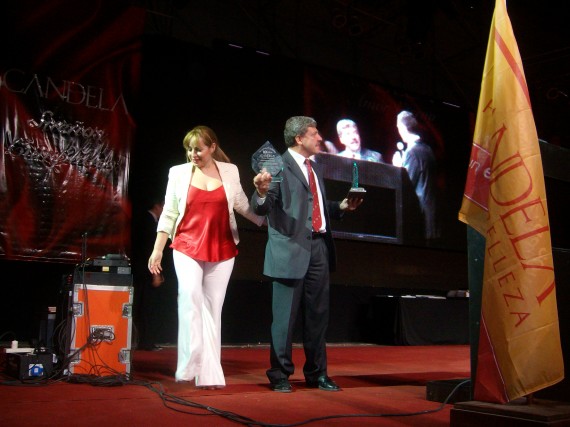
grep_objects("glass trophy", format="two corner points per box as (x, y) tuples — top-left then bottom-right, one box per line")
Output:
(252, 141), (284, 182)
(347, 161), (366, 200)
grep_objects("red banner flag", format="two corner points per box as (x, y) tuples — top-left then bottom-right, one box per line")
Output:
(458, 0), (564, 403)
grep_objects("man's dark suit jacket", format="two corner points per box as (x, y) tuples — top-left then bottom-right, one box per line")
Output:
(251, 150), (344, 279)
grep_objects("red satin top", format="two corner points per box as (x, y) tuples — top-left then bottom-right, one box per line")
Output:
(171, 185), (237, 262)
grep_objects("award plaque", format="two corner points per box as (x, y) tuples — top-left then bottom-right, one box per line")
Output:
(252, 141), (284, 182)
(347, 161), (366, 200)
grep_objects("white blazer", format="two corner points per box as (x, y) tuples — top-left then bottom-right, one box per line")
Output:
(157, 160), (264, 245)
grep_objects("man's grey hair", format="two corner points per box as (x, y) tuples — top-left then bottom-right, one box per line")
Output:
(284, 116), (317, 148)
(336, 118), (357, 136)
(397, 110), (419, 133)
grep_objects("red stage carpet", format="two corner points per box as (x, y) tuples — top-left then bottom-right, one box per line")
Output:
(0, 344), (470, 426)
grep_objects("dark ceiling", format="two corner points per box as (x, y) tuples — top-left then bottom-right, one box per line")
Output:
(137, 0), (570, 146)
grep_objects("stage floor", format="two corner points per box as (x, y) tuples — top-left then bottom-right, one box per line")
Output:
(0, 343), (470, 426)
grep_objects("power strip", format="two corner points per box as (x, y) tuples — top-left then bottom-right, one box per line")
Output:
(4, 348), (35, 354)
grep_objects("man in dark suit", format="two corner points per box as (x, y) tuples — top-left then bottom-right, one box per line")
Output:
(251, 116), (363, 393)
(397, 110), (440, 240)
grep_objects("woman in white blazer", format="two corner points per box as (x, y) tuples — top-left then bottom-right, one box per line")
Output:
(148, 125), (264, 388)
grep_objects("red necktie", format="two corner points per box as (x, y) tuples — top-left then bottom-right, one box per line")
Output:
(305, 159), (322, 232)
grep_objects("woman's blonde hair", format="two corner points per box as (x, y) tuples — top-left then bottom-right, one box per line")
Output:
(183, 125), (230, 163)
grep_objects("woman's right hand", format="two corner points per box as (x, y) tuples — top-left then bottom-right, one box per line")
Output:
(148, 250), (163, 275)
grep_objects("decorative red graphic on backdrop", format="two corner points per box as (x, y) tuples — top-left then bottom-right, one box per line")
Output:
(1, 1), (145, 262)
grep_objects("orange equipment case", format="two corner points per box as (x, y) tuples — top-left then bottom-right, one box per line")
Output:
(68, 283), (133, 376)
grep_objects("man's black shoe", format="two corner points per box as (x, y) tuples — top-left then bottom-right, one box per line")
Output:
(271, 378), (292, 393)
(307, 376), (341, 391)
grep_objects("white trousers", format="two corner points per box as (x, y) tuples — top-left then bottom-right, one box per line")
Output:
(173, 249), (235, 386)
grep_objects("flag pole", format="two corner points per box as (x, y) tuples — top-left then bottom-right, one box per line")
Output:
(466, 225), (484, 400)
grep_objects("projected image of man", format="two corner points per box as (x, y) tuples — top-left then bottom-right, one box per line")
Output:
(336, 119), (383, 162)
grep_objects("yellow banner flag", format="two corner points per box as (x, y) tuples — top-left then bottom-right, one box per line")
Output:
(458, 0), (564, 403)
